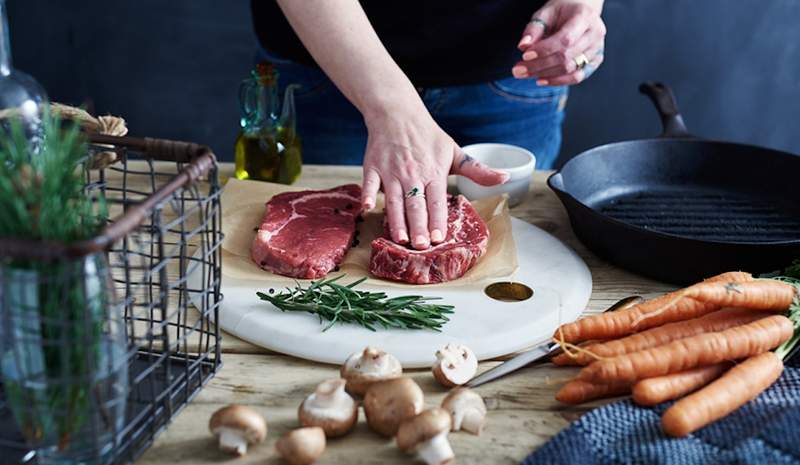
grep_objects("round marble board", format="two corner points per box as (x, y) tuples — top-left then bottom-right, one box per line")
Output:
(190, 217), (592, 368)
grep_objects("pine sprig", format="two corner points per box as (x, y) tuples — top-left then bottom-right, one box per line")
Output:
(0, 108), (105, 241)
(257, 275), (455, 332)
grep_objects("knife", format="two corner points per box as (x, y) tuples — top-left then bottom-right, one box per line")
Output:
(466, 295), (644, 388)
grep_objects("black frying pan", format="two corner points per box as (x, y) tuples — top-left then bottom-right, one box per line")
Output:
(548, 82), (800, 285)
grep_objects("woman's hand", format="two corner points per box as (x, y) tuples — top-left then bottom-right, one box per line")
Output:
(512, 0), (606, 86)
(361, 103), (509, 250)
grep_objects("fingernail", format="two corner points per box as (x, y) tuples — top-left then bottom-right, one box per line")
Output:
(363, 197), (374, 210)
(517, 35), (533, 48)
(537, 79), (549, 86)
(397, 230), (409, 243)
(512, 66), (528, 78)
(431, 229), (443, 243)
(413, 235), (429, 248)
(499, 171), (511, 184)
(522, 50), (538, 61)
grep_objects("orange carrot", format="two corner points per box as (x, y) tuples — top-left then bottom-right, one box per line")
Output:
(554, 272), (755, 344)
(577, 314), (793, 383)
(632, 363), (731, 406)
(661, 352), (783, 437)
(555, 380), (630, 405)
(632, 279), (796, 328)
(552, 308), (768, 366)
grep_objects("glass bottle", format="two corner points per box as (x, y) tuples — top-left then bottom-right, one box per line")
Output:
(0, 0), (47, 145)
(234, 62), (302, 184)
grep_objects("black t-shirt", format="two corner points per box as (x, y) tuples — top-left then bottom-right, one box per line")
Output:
(250, 1), (546, 87)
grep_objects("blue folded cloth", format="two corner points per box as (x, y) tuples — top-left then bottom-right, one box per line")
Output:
(522, 365), (800, 465)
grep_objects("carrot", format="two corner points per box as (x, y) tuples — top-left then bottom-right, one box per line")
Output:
(661, 352), (783, 437)
(555, 380), (630, 405)
(552, 308), (768, 366)
(632, 363), (731, 406)
(554, 272), (755, 344)
(632, 279), (796, 328)
(577, 314), (793, 383)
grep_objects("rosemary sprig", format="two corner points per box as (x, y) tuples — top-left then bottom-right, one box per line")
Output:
(257, 275), (455, 332)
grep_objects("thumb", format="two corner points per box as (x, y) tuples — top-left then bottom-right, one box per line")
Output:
(452, 149), (510, 187)
(518, 6), (556, 50)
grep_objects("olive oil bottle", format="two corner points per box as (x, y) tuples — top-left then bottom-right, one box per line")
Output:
(235, 62), (302, 184)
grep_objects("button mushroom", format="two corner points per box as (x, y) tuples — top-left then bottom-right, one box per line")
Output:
(432, 343), (478, 387)
(275, 426), (326, 465)
(208, 404), (267, 456)
(340, 346), (402, 396)
(298, 378), (358, 437)
(441, 387), (487, 435)
(397, 408), (454, 465)
(363, 377), (424, 437)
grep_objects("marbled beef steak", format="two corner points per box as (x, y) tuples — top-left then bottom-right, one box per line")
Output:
(251, 184), (362, 279)
(369, 195), (489, 284)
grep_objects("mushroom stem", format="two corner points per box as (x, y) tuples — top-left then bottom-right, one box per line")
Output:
(459, 410), (484, 435)
(417, 433), (454, 465)
(217, 427), (248, 456)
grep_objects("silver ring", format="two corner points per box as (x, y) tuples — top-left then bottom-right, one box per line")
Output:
(529, 17), (548, 33)
(405, 187), (425, 199)
(574, 53), (590, 70)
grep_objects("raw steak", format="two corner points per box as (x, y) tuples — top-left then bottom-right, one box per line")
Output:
(369, 195), (489, 284)
(251, 184), (362, 279)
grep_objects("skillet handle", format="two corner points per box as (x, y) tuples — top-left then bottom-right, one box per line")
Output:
(638, 82), (694, 138)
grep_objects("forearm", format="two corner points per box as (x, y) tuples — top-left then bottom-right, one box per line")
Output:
(275, 0), (423, 119)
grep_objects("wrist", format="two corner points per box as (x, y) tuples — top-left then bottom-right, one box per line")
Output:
(361, 91), (430, 128)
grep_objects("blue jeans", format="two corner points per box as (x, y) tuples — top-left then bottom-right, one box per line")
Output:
(263, 51), (568, 169)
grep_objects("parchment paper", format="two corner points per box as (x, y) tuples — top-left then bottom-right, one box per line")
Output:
(221, 178), (518, 288)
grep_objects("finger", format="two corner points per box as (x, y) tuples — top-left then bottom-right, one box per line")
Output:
(536, 51), (604, 86)
(452, 148), (510, 187)
(383, 179), (409, 244)
(361, 168), (381, 211)
(517, 7), (555, 50)
(403, 181), (430, 250)
(425, 181), (448, 244)
(519, 28), (597, 77)
(522, 20), (601, 63)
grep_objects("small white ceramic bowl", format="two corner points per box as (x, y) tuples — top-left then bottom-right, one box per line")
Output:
(456, 143), (536, 207)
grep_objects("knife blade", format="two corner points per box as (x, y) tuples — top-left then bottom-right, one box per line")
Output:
(465, 295), (644, 388)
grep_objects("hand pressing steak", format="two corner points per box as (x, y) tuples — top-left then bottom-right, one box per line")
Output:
(251, 184), (362, 279)
(369, 195), (489, 284)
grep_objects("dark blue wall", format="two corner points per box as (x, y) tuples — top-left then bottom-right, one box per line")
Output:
(8, 0), (800, 165)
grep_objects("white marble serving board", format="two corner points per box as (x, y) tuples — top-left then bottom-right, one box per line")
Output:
(190, 217), (591, 368)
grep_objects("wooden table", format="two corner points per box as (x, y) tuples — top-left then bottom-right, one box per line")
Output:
(136, 165), (675, 465)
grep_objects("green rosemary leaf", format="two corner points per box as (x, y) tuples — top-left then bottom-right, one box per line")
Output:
(257, 275), (454, 331)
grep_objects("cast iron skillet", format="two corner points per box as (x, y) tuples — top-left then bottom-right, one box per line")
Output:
(548, 82), (800, 284)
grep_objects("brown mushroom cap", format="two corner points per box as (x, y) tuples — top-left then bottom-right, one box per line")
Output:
(340, 346), (402, 396)
(441, 387), (487, 434)
(363, 377), (424, 437)
(396, 408), (452, 451)
(298, 378), (358, 438)
(275, 427), (326, 465)
(208, 404), (268, 444)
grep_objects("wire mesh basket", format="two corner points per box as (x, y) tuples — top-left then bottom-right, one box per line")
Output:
(0, 134), (223, 464)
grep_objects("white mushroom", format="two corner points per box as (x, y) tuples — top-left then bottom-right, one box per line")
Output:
(275, 426), (326, 465)
(363, 377), (424, 437)
(340, 346), (402, 396)
(441, 387), (487, 435)
(432, 343), (478, 387)
(298, 378), (358, 437)
(397, 408), (454, 465)
(208, 404), (267, 456)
